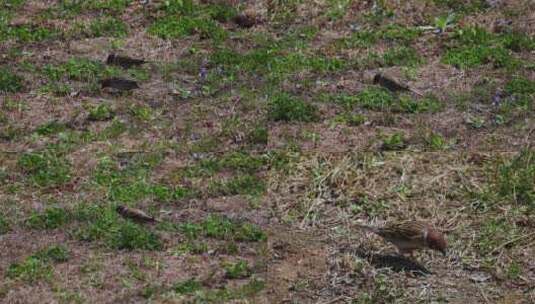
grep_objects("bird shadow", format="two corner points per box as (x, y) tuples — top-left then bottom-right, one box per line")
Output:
(346, 247), (431, 276)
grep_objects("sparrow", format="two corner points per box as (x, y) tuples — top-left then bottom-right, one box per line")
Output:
(116, 205), (159, 223)
(232, 13), (256, 28)
(106, 53), (146, 69)
(373, 73), (423, 96)
(100, 78), (139, 91)
(355, 221), (447, 256)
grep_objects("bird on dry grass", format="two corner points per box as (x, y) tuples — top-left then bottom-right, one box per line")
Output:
(232, 11), (257, 28)
(100, 78), (139, 91)
(116, 205), (159, 223)
(354, 221), (447, 256)
(373, 73), (423, 96)
(106, 53), (146, 69)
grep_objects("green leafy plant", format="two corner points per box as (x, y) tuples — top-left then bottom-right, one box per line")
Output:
(224, 260), (250, 279)
(18, 151), (71, 187)
(381, 132), (406, 150)
(268, 93), (319, 122)
(0, 68), (24, 93)
(27, 207), (71, 229)
(434, 13), (456, 33)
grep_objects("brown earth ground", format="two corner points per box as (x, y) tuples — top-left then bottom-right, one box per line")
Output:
(1, 0), (534, 303)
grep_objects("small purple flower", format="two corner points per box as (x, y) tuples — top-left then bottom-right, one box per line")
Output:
(199, 66), (208, 81)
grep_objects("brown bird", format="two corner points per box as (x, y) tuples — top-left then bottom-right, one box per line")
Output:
(355, 221), (447, 256)
(232, 13), (256, 28)
(106, 53), (146, 69)
(116, 205), (159, 223)
(373, 73), (423, 96)
(100, 78), (139, 91)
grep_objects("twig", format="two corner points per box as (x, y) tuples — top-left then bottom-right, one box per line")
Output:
(490, 232), (535, 255)
(476, 283), (492, 304)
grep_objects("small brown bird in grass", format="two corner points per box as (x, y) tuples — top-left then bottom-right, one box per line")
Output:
(373, 73), (423, 96)
(232, 13), (256, 28)
(106, 53), (146, 69)
(355, 221), (447, 256)
(116, 205), (159, 223)
(100, 78), (139, 91)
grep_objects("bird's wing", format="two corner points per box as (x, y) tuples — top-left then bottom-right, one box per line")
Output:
(382, 221), (426, 241)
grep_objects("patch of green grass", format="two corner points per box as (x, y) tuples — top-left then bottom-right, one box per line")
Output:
(379, 24), (422, 44)
(203, 215), (266, 241)
(211, 39), (343, 83)
(87, 17), (128, 38)
(180, 152), (266, 178)
(381, 133), (406, 151)
(49, 0), (131, 17)
(128, 67), (151, 81)
(396, 94), (442, 113)
(90, 0), (132, 11)
(98, 119), (127, 139)
(193, 278), (265, 302)
(173, 278), (202, 294)
(424, 132), (449, 150)
(206, 3), (237, 22)
(334, 113), (367, 126)
(18, 151), (71, 187)
(6, 245), (69, 283)
(506, 261), (521, 280)
(337, 30), (378, 49)
(354, 87), (395, 111)
(39, 82), (72, 96)
(0, 216), (10, 234)
(27, 207), (71, 229)
(35, 120), (67, 136)
(494, 150), (534, 206)
(442, 45), (512, 69)
(0, 24), (57, 42)
(247, 125), (268, 145)
(43, 58), (115, 83)
(224, 260), (251, 279)
(268, 93), (319, 122)
(172, 240), (209, 255)
(1, 0), (26, 9)
(91, 154), (167, 202)
(190, 136), (220, 153)
(0, 68), (24, 93)
(7, 257), (52, 283)
(208, 174), (265, 197)
(218, 152), (267, 173)
(442, 27), (518, 69)
(181, 215), (266, 242)
(64, 58), (106, 81)
(159, 0), (195, 14)
(477, 218), (518, 255)
(382, 46), (421, 67)
(88, 103), (115, 121)
(149, 15), (227, 41)
(75, 205), (162, 250)
(129, 104), (153, 121)
(502, 31), (535, 52)
(33, 245), (70, 263)
(505, 77), (535, 95)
